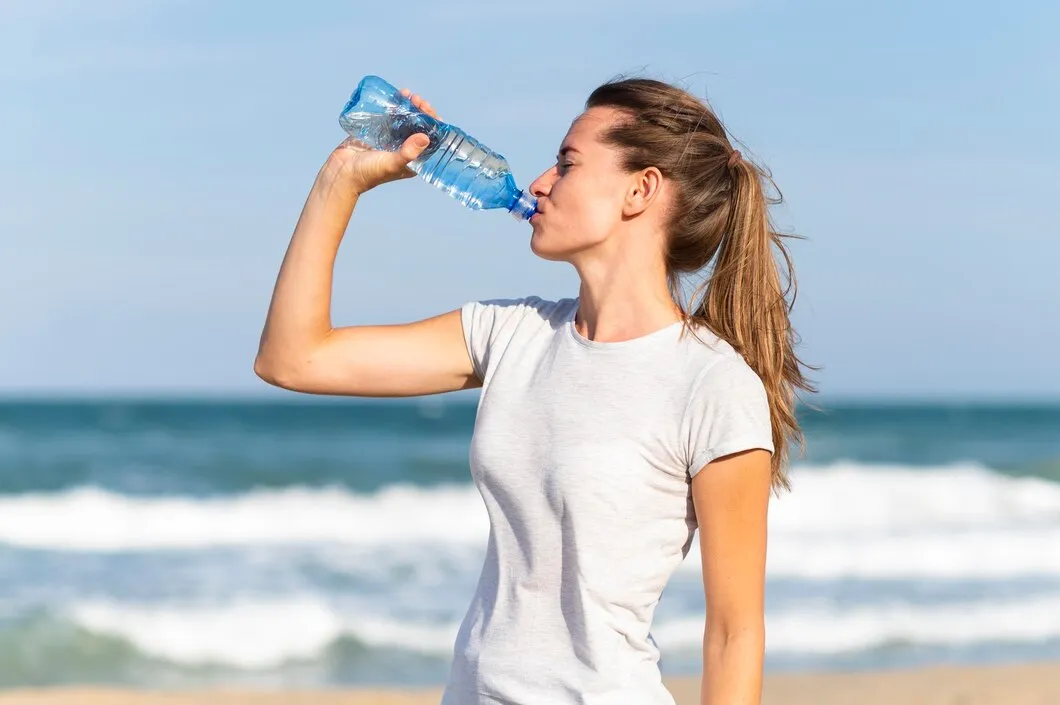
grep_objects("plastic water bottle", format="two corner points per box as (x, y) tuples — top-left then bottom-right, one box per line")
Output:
(338, 75), (538, 221)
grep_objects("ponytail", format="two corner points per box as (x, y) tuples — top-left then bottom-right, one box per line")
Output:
(682, 153), (817, 491)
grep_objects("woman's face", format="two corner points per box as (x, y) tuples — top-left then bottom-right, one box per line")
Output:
(527, 106), (634, 261)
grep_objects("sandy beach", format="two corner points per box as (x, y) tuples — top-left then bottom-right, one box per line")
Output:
(2, 661), (1057, 705)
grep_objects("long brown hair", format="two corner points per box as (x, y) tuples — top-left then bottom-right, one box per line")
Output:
(586, 77), (818, 492)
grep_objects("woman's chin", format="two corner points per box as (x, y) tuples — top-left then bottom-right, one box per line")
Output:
(530, 238), (574, 263)
(529, 232), (559, 260)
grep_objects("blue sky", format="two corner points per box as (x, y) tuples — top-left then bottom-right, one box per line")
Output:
(1, 0), (1057, 399)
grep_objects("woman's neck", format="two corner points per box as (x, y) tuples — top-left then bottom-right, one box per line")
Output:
(572, 260), (683, 343)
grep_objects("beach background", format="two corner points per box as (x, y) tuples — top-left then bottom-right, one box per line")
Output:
(3, 0), (1058, 702)
(1, 398), (1059, 703)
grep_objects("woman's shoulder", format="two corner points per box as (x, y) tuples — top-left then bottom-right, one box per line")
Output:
(465, 295), (576, 328)
(677, 322), (764, 386)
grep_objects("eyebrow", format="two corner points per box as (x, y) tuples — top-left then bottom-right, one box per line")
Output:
(556, 146), (580, 160)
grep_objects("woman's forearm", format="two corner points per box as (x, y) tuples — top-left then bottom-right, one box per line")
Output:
(700, 628), (765, 705)
(255, 158), (360, 378)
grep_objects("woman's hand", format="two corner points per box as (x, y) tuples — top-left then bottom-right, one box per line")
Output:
(325, 89), (442, 195)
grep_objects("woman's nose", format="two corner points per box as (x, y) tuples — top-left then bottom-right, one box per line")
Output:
(529, 167), (556, 198)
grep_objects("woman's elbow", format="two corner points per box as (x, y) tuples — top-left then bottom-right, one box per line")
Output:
(254, 354), (299, 390)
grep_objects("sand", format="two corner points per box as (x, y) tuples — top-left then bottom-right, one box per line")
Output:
(1, 661), (1057, 705)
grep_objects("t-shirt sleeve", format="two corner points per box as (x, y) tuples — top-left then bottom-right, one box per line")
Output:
(683, 356), (775, 479)
(460, 296), (542, 383)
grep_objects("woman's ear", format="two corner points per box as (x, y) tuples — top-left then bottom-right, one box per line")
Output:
(623, 166), (664, 217)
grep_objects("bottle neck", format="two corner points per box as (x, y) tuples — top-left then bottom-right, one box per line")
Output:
(508, 190), (538, 221)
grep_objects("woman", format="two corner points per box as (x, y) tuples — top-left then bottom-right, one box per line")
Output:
(255, 77), (815, 705)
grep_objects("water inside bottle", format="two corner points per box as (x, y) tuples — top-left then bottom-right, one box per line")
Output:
(413, 126), (526, 212)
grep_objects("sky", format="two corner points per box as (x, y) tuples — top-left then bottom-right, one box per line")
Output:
(1, 0), (1057, 400)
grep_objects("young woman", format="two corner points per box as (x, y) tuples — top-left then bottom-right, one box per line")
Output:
(255, 77), (815, 705)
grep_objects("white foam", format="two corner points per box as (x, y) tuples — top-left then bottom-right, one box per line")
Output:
(654, 593), (1060, 655)
(71, 599), (345, 668)
(771, 461), (1060, 534)
(683, 461), (1060, 581)
(1, 463), (1058, 584)
(69, 598), (459, 668)
(0, 484), (488, 551)
(669, 524), (1060, 580)
(765, 525), (1060, 580)
(69, 592), (1060, 668)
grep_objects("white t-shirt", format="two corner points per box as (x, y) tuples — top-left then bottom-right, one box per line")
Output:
(441, 296), (774, 705)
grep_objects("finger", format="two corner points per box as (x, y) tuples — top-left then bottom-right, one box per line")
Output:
(402, 90), (439, 120)
(397, 133), (431, 163)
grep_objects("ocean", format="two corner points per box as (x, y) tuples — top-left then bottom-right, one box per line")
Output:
(0, 397), (1058, 688)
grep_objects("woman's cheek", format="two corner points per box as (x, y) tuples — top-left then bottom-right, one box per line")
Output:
(584, 195), (622, 236)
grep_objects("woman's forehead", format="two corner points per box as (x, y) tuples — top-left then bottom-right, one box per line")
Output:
(563, 106), (624, 148)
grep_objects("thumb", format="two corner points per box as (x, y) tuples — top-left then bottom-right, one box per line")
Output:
(398, 133), (430, 163)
